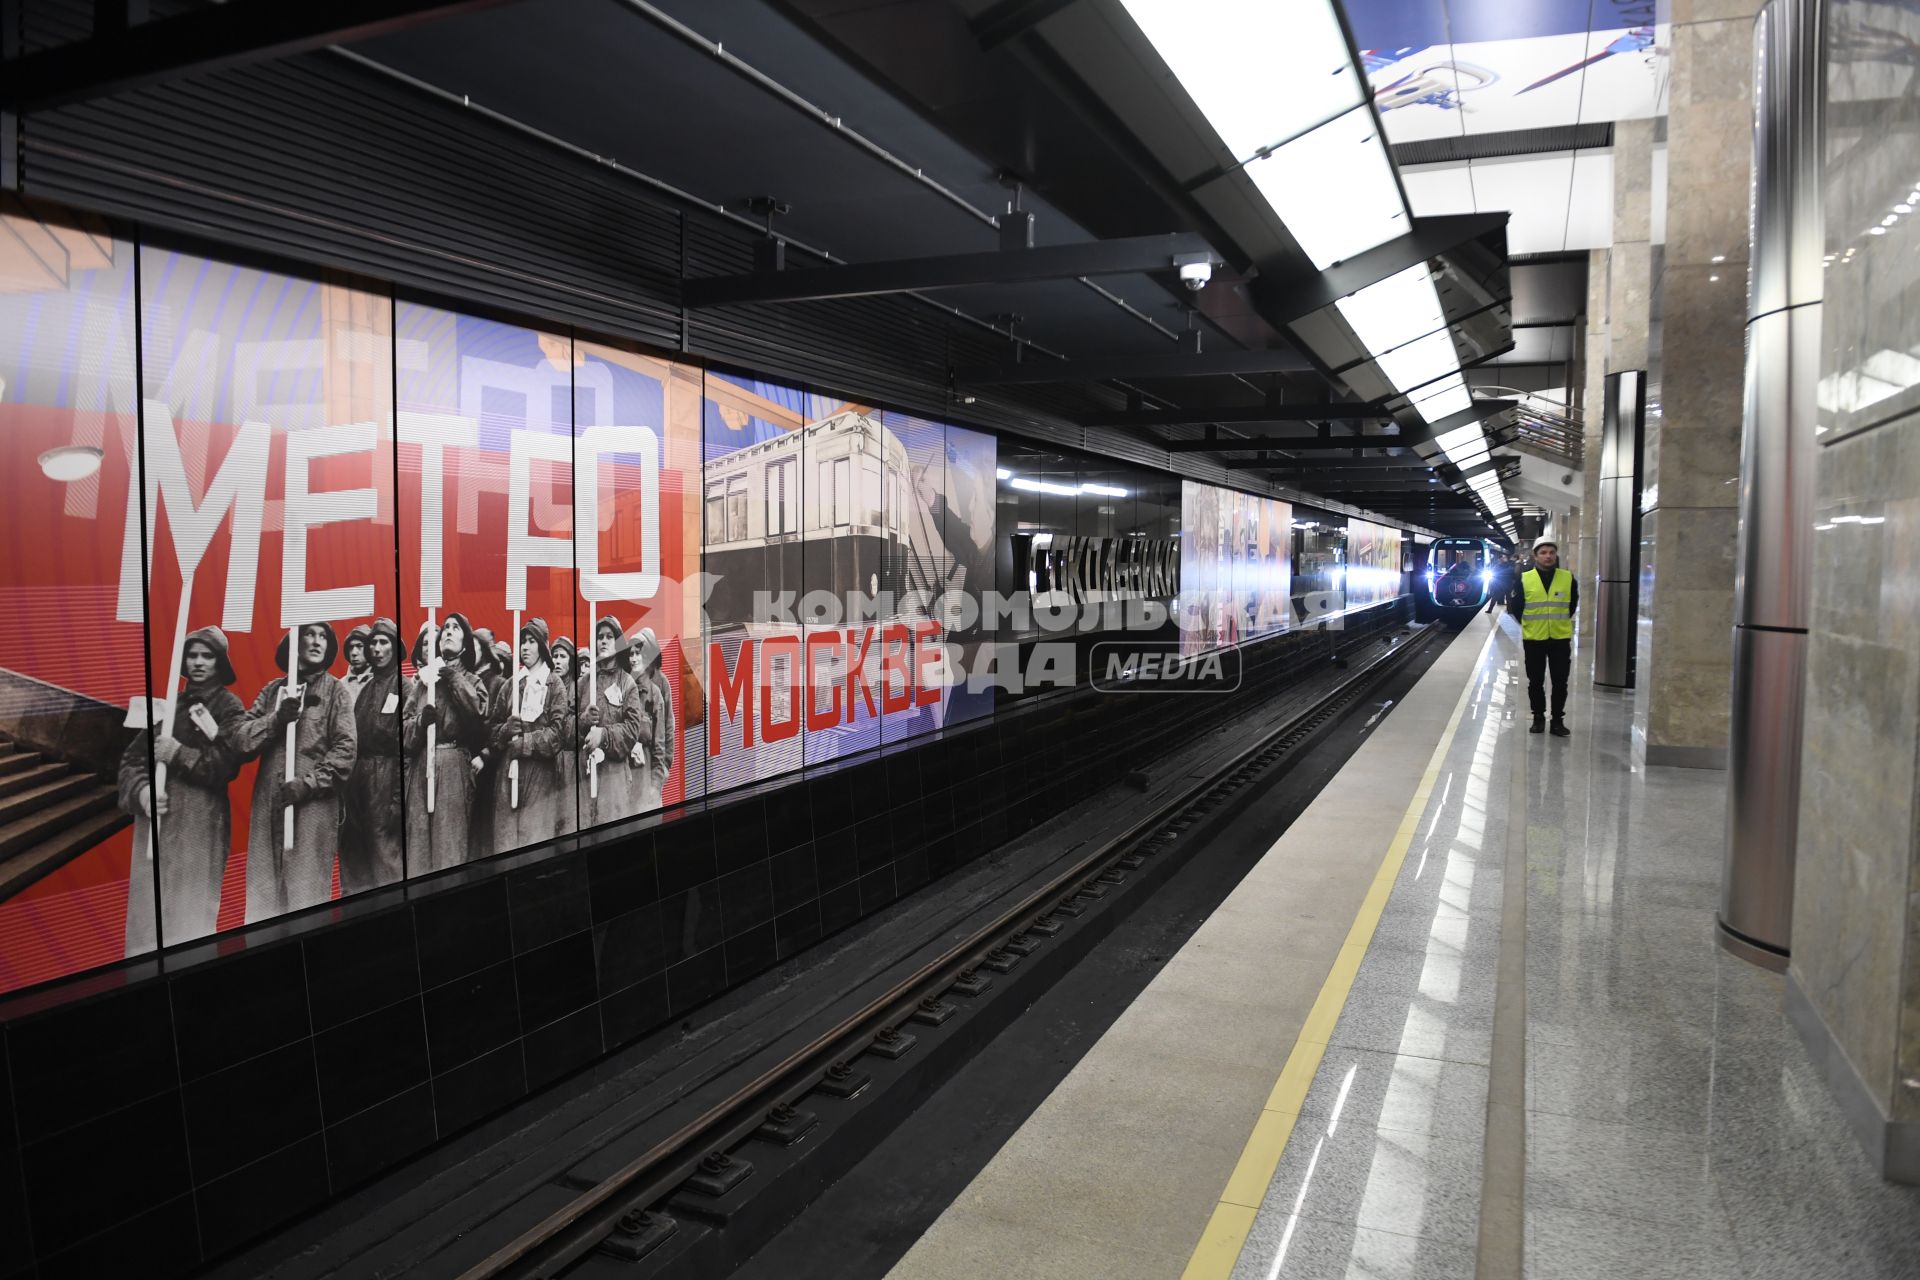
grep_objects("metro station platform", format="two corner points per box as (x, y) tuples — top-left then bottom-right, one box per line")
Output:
(886, 615), (1920, 1280)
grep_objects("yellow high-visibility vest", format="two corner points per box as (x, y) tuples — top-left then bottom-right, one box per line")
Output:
(1520, 567), (1573, 641)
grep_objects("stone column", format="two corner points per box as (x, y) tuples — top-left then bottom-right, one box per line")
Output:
(1578, 248), (1608, 643)
(1633, 0), (1760, 768)
(1609, 120), (1656, 375)
(1785, 0), (1920, 1184)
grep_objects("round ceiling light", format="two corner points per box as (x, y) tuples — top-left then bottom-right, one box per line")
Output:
(39, 445), (104, 482)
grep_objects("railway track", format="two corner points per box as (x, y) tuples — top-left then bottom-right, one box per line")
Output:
(460, 622), (1448, 1280)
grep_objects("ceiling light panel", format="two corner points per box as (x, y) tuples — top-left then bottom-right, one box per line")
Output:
(1413, 383), (1474, 423)
(1336, 263), (1448, 355)
(1375, 330), (1458, 393)
(1120, 0), (1363, 162)
(1246, 105), (1408, 268)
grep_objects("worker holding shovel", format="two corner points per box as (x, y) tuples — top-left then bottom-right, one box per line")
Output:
(232, 621), (357, 922)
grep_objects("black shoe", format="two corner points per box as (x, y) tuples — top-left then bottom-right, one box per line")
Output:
(1550, 719), (1570, 737)
(1529, 716), (1545, 734)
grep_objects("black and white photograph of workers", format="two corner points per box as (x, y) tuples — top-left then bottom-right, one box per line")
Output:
(584, 613), (643, 828)
(468, 628), (507, 862)
(342, 623), (373, 696)
(549, 636), (581, 834)
(118, 626), (246, 953)
(490, 617), (572, 851)
(403, 614), (489, 873)
(232, 621), (358, 923)
(340, 617), (407, 895)
(628, 627), (673, 814)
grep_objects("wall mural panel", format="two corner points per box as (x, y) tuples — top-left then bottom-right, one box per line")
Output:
(0, 206), (143, 991)
(138, 250), (401, 942)
(0, 213), (1401, 1000)
(1179, 479), (1293, 655)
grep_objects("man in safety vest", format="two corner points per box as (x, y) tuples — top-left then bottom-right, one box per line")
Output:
(1509, 540), (1576, 736)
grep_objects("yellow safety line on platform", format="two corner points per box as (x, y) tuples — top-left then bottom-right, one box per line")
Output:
(1179, 626), (1494, 1280)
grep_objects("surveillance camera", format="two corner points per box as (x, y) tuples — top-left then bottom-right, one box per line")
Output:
(1179, 260), (1212, 291)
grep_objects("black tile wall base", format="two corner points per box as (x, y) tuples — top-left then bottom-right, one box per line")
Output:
(0, 600), (1410, 1277)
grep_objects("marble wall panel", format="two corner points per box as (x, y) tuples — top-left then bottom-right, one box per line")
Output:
(1660, 267), (1751, 443)
(1615, 119), (1656, 246)
(1657, 423), (1745, 510)
(1790, 2), (1920, 1154)
(1659, 506), (1741, 591)
(1815, 0), (1920, 443)
(1610, 240), (1655, 372)
(1671, 0), (1767, 27)
(1793, 625), (1915, 1110)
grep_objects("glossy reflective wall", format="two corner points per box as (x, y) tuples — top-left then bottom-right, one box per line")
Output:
(0, 215), (996, 998)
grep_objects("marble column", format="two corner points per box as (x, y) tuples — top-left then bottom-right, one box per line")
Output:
(1633, 0), (1759, 768)
(1609, 120), (1656, 374)
(1579, 248), (1608, 643)
(1785, 0), (1920, 1184)
(1579, 119), (1654, 644)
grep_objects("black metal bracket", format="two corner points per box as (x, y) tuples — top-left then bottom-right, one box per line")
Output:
(743, 196), (791, 274)
(1250, 212), (1509, 330)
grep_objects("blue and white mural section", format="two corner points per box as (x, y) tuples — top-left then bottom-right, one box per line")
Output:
(1347, 0), (1667, 143)
(700, 374), (995, 792)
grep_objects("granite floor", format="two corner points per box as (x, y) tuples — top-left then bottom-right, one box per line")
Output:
(1232, 616), (1920, 1279)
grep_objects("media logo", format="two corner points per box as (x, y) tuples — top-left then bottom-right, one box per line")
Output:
(1089, 641), (1242, 695)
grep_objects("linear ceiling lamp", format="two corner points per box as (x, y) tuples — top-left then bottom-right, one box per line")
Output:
(1117, 0), (1363, 175)
(1119, 0), (1479, 441)
(1335, 262), (1446, 353)
(1119, 0), (1403, 271)
(1244, 105), (1408, 270)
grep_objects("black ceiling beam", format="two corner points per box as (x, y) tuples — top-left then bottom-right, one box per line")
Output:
(1242, 457), (1441, 474)
(1237, 469), (1442, 488)
(1274, 474), (1443, 487)
(1250, 213), (1509, 331)
(1160, 434), (1420, 451)
(971, 0), (1078, 49)
(682, 232), (1221, 308)
(954, 345), (1311, 386)
(1085, 401), (1388, 429)
(1405, 398), (1518, 439)
(0, 0), (521, 111)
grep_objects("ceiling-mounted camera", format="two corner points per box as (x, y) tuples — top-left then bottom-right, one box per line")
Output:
(1174, 252), (1214, 292)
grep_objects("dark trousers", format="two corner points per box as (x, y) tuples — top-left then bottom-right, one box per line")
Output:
(1524, 637), (1571, 720)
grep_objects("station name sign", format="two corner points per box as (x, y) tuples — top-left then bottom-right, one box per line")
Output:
(1010, 532), (1180, 605)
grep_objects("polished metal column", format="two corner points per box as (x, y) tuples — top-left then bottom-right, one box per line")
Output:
(1720, 0), (1822, 970)
(1593, 369), (1645, 689)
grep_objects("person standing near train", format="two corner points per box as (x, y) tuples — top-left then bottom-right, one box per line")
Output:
(1510, 540), (1577, 737)
(119, 626), (246, 952)
(1484, 554), (1513, 616)
(232, 622), (357, 921)
(340, 617), (406, 894)
(404, 614), (489, 872)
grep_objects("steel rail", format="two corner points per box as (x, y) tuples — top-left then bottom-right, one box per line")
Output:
(461, 620), (1442, 1280)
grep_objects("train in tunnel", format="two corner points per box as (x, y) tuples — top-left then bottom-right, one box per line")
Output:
(1414, 536), (1497, 626)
